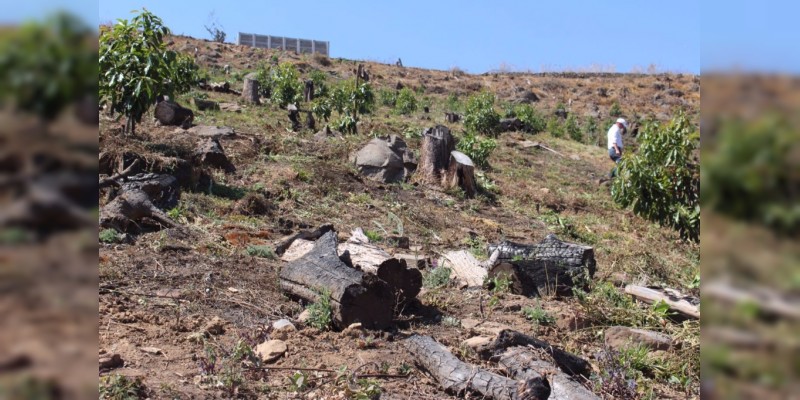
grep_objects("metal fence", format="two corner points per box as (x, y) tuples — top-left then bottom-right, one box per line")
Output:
(237, 33), (329, 56)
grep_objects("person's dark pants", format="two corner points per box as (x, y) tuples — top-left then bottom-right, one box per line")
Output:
(608, 147), (622, 178)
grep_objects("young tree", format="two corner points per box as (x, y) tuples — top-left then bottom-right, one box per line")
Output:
(0, 12), (97, 120)
(611, 112), (700, 241)
(99, 9), (198, 134)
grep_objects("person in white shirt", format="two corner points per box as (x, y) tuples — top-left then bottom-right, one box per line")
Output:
(607, 118), (628, 177)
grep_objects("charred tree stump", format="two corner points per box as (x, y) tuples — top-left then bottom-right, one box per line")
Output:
(476, 330), (591, 378)
(487, 234), (596, 297)
(445, 112), (461, 123)
(445, 151), (477, 197)
(404, 335), (547, 400)
(100, 189), (179, 233)
(417, 125), (455, 185)
(499, 347), (599, 400)
(279, 231), (395, 329)
(195, 138), (235, 173)
(288, 104), (301, 131)
(155, 100), (194, 128)
(119, 173), (180, 210)
(304, 80), (314, 102)
(242, 73), (260, 104)
(305, 111), (316, 131)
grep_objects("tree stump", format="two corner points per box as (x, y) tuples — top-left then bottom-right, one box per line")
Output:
(304, 80), (314, 102)
(100, 189), (179, 233)
(305, 111), (315, 131)
(417, 125), (455, 185)
(288, 104), (301, 131)
(487, 234), (596, 297)
(445, 151), (477, 197)
(242, 72), (260, 104)
(194, 138), (235, 172)
(404, 335), (546, 400)
(279, 231), (395, 329)
(445, 112), (461, 123)
(154, 100), (194, 128)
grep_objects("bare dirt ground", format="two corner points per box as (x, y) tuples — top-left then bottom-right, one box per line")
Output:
(99, 35), (700, 399)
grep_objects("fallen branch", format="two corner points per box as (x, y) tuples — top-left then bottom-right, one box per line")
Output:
(99, 159), (140, 188)
(704, 281), (800, 320)
(624, 284), (700, 319)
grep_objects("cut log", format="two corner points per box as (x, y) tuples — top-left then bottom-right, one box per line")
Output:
(281, 228), (422, 306)
(438, 250), (487, 288)
(624, 285), (700, 319)
(704, 281), (798, 321)
(194, 138), (235, 173)
(499, 347), (599, 400)
(242, 73), (260, 104)
(404, 335), (548, 400)
(487, 234), (596, 297)
(155, 100), (194, 128)
(417, 125), (455, 185)
(279, 231), (395, 329)
(274, 224), (335, 256)
(99, 189), (179, 233)
(475, 330), (592, 377)
(445, 151), (477, 197)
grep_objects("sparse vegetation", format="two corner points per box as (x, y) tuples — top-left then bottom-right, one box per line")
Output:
(610, 100), (623, 117)
(306, 289), (333, 330)
(522, 303), (555, 326)
(100, 228), (125, 244)
(565, 114), (582, 141)
(246, 245), (276, 259)
(100, 374), (149, 400)
(423, 266), (452, 289)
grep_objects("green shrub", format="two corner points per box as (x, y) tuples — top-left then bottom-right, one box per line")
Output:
(364, 230), (382, 242)
(464, 92), (500, 135)
(246, 245), (276, 259)
(309, 69), (329, 98)
(547, 117), (564, 138)
(609, 100), (622, 117)
(378, 88), (397, 107)
(701, 115), (800, 234)
(584, 116), (598, 145)
(611, 111), (699, 241)
(423, 267), (451, 289)
(457, 132), (496, 168)
(487, 273), (512, 294)
(270, 62), (303, 107)
(522, 304), (555, 326)
(565, 114), (582, 141)
(395, 87), (418, 114)
(445, 93), (462, 112)
(99, 228), (124, 244)
(306, 289), (333, 330)
(514, 104), (546, 133)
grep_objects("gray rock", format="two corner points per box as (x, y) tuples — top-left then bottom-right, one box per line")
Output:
(272, 319), (297, 340)
(352, 135), (417, 183)
(605, 326), (672, 351)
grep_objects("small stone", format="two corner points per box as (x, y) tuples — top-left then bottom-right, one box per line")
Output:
(272, 319), (297, 340)
(99, 353), (123, 370)
(605, 326), (672, 352)
(255, 340), (287, 363)
(343, 323), (364, 338)
(461, 319), (511, 336)
(461, 335), (494, 351)
(297, 309), (311, 324)
(186, 332), (205, 343)
(204, 316), (226, 336)
(140, 346), (162, 355)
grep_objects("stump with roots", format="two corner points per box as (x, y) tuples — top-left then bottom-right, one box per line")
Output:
(242, 73), (260, 104)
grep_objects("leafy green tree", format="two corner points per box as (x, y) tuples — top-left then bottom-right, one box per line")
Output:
(325, 79), (374, 133)
(513, 104), (546, 134)
(464, 92), (499, 135)
(611, 112), (699, 241)
(0, 12), (97, 120)
(99, 9), (198, 134)
(457, 132), (496, 168)
(269, 62), (303, 107)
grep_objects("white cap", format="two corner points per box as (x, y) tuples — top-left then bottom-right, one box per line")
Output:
(616, 118), (629, 130)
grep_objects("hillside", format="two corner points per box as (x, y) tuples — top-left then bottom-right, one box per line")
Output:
(99, 34), (700, 399)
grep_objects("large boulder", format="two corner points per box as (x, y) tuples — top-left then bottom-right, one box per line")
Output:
(352, 135), (417, 183)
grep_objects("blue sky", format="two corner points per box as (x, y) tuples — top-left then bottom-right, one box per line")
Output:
(96, 0), (701, 74)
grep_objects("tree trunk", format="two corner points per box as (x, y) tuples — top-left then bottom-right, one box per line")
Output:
(279, 231), (395, 329)
(487, 234), (596, 297)
(417, 125), (455, 185)
(242, 73), (260, 104)
(155, 100), (194, 127)
(404, 335), (547, 400)
(475, 330), (592, 377)
(100, 189), (179, 233)
(498, 347), (599, 400)
(445, 151), (477, 197)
